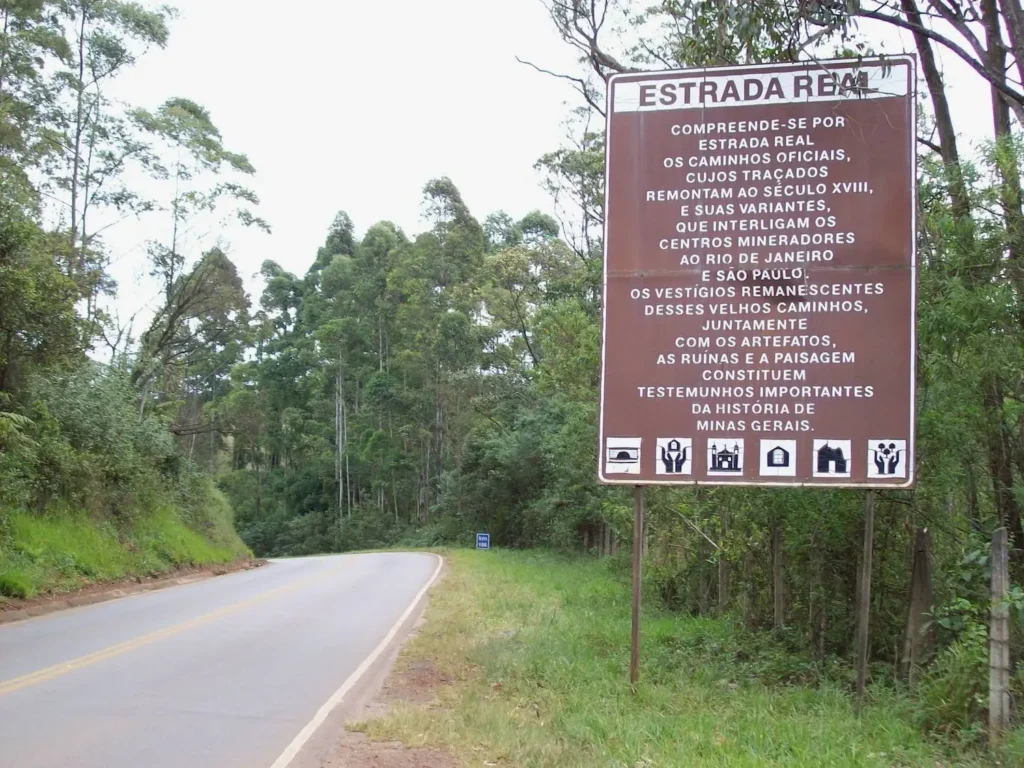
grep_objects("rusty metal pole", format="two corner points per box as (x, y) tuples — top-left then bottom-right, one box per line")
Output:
(630, 485), (644, 687)
(856, 490), (875, 700)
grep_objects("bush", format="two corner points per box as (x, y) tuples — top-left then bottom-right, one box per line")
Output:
(0, 569), (33, 599)
(917, 620), (989, 744)
(22, 366), (176, 514)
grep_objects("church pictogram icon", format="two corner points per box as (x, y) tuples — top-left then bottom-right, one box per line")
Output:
(707, 439), (744, 475)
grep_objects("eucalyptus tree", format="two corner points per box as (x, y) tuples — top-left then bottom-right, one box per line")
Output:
(130, 97), (267, 405)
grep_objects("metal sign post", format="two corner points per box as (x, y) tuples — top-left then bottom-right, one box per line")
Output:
(599, 57), (918, 686)
(630, 486), (644, 686)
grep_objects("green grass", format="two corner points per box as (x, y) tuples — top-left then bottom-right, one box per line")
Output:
(354, 549), (1023, 767)
(0, 492), (250, 599)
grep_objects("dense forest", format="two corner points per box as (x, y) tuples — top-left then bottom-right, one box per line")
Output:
(0, 0), (257, 594)
(4, 0), (1024, 747)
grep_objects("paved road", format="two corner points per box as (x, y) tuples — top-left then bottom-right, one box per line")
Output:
(0, 552), (440, 768)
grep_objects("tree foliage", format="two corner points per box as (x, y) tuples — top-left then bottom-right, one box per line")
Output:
(3, 0), (1024, 746)
(0, 1), (261, 580)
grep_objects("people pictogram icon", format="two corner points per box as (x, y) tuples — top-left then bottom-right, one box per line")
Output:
(872, 442), (902, 475)
(660, 439), (687, 473)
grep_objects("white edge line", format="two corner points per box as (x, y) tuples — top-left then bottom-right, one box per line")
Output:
(268, 553), (444, 768)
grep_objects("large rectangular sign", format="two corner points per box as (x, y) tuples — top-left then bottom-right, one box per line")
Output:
(598, 57), (917, 487)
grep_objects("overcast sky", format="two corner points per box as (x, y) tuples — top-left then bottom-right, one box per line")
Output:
(94, 1), (997, 331)
(99, 0), (579, 328)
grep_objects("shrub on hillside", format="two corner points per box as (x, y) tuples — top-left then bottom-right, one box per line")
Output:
(0, 570), (33, 599)
(0, 364), (180, 516)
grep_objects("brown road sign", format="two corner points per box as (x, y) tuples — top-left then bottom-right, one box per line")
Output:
(598, 57), (917, 488)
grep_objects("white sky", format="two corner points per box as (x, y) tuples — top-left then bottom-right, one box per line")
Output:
(99, 0), (580, 328)
(93, 2), (999, 333)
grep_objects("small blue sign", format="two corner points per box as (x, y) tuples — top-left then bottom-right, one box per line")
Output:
(476, 532), (490, 550)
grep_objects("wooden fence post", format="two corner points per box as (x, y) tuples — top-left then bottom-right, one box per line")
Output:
(989, 526), (1010, 744)
(901, 527), (934, 684)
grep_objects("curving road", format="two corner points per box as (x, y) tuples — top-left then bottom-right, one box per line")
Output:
(0, 552), (441, 768)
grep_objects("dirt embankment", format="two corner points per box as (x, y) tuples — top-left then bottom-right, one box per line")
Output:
(321, 654), (456, 767)
(0, 558), (266, 625)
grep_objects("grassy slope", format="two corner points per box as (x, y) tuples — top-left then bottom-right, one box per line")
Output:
(356, 549), (1024, 767)
(0, 486), (250, 599)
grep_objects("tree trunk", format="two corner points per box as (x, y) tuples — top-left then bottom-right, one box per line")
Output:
(772, 522), (785, 628)
(998, 0), (1024, 102)
(901, 0), (971, 219)
(741, 547), (753, 627)
(254, 451), (263, 519)
(986, 0), (1024, 331)
(985, 379), (1024, 553)
(0, 10), (11, 97)
(343, 388), (351, 517)
(698, 535), (711, 616)
(336, 368), (344, 524)
(68, 8), (89, 276)
(810, 535), (826, 660)
(718, 505), (730, 614)
(0, 329), (13, 393)
(392, 475), (399, 522)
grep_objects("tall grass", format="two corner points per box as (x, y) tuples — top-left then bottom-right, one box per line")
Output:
(355, 549), (1023, 767)
(0, 488), (250, 599)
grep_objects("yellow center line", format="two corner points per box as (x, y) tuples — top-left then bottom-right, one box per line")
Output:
(0, 561), (350, 697)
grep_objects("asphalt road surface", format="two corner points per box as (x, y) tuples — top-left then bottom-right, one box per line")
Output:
(0, 552), (441, 768)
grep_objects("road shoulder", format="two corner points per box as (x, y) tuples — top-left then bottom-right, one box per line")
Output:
(290, 552), (454, 768)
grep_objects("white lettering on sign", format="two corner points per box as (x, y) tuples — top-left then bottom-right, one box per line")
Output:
(613, 62), (910, 113)
(599, 56), (917, 487)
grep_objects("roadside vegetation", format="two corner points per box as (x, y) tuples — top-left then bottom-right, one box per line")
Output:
(217, 1), (1024, 751)
(0, 3), (260, 598)
(355, 550), (1024, 767)
(0, 364), (251, 600)
(0, 496), (248, 600)
(3, 0), (1024, 754)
